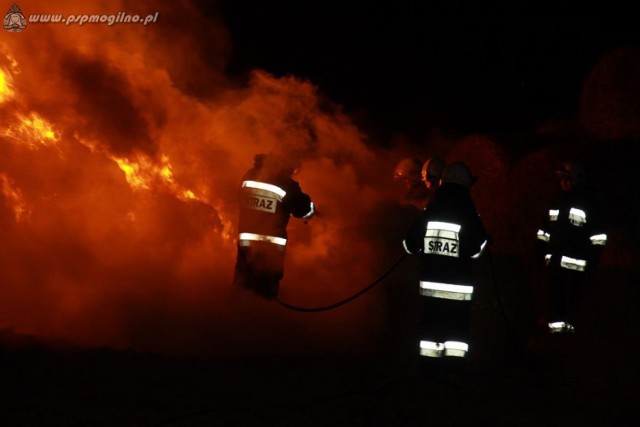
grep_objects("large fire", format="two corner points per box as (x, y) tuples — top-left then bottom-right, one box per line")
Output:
(0, 0), (410, 356)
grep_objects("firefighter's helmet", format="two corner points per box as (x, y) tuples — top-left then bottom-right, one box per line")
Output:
(556, 160), (585, 184)
(252, 153), (268, 169)
(442, 161), (475, 188)
(393, 157), (422, 182)
(421, 156), (446, 183)
(265, 152), (301, 177)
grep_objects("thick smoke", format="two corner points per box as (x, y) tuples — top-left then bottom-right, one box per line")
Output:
(0, 0), (408, 357)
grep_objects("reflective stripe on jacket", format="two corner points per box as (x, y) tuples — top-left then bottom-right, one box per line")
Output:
(238, 163), (314, 249)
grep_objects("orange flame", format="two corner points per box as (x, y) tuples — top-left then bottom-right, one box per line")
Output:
(0, 68), (14, 103)
(3, 112), (59, 147)
(112, 154), (204, 203)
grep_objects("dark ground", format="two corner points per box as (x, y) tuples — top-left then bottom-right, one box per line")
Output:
(1, 263), (638, 426)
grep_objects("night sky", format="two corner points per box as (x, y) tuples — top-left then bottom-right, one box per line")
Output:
(211, 2), (639, 142)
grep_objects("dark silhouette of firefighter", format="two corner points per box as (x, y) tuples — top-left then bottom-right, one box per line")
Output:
(387, 156), (445, 336)
(393, 157), (430, 209)
(536, 161), (607, 334)
(402, 162), (488, 371)
(385, 156), (447, 347)
(421, 156), (446, 203)
(233, 153), (315, 299)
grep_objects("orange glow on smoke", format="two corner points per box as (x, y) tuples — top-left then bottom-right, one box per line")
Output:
(0, 173), (29, 222)
(0, 0), (402, 356)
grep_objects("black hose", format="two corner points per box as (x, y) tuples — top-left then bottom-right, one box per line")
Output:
(276, 253), (407, 312)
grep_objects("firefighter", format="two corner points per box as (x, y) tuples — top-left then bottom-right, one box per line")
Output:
(233, 152), (315, 300)
(402, 162), (488, 375)
(393, 157), (430, 209)
(536, 160), (607, 335)
(421, 156), (446, 201)
(385, 157), (444, 345)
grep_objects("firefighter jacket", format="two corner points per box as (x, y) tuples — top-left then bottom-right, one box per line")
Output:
(237, 163), (314, 252)
(402, 183), (489, 301)
(536, 186), (607, 273)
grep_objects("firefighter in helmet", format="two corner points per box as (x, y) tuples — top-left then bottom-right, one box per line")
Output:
(536, 160), (606, 335)
(402, 162), (488, 374)
(394, 157), (430, 209)
(421, 156), (446, 201)
(233, 152), (315, 299)
(385, 157), (445, 342)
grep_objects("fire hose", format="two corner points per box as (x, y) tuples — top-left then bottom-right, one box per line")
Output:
(276, 239), (517, 359)
(276, 253), (407, 312)
(276, 244), (510, 328)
